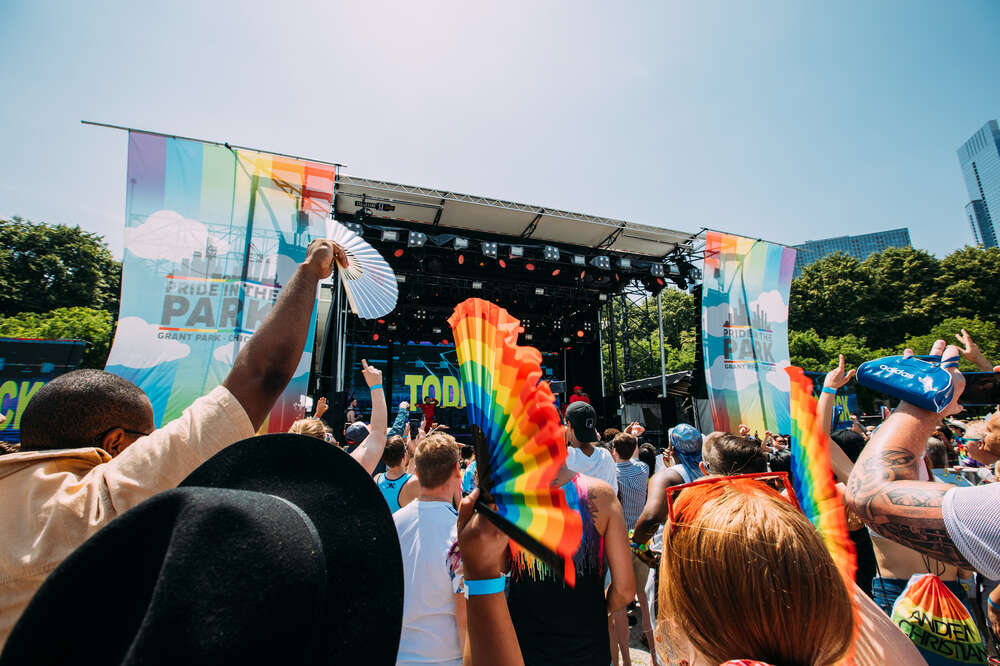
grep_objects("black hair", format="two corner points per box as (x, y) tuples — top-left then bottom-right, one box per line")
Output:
(19, 370), (151, 451)
(637, 443), (658, 479)
(831, 430), (866, 463)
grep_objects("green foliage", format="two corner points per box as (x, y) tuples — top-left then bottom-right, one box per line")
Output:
(0, 307), (113, 368)
(789, 253), (870, 338)
(0, 217), (122, 317)
(860, 247), (942, 348)
(894, 317), (1000, 372)
(935, 246), (1000, 322)
(788, 329), (875, 372)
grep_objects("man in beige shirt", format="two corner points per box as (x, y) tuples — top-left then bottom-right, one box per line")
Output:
(0, 239), (350, 649)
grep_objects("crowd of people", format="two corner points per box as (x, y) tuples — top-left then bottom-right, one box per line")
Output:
(1, 239), (1000, 665)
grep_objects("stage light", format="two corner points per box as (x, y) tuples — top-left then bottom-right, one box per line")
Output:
(535, 287), (545, 296)
(396, 275), (407, 283)
(576, 330), (585, 338)
(408, 231), (427, 247)
(573, 255), (586, 266)
(525, 333), (534, 341)
(454, 237), (469, 250)
(562, 336), (571, 343)
(393, 249), (404, 258)
(472, 281), (483, 290)
(525, 263), (535, 271)
(345, 222), (364, 235)
(388, 323), (398, 331)
(458, 254), (465, 265)
(579, 270), (586, 279)
(616, 257), (632, 269)
(650, 263), (665, 277)
(377, 319), (385, 324)
(598, 293), (608, 302)
(482, 241), (498, 258)
(441, 339), (449, 345)
(544, 246), (560, 261)
(499, 259), (507, 269)
(510, 245), (524, 258)
(590, 255), (611, 270)
(551, 268), (561, 277)
(372, 333), (380, 342)
(381, 230), (400, 242)
(432, 327), (443, 335)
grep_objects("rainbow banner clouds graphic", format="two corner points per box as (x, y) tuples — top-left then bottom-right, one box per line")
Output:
(701, 232), (796, 434)
(106, 131), (336, 432)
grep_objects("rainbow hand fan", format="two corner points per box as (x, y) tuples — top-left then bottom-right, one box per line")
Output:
(448, 298), (584, 585)
(327, 221), (398, 319)
(786, 366), (858, 660)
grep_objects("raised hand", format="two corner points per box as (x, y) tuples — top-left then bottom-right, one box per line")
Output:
(314, 396), (328, 419)
(955, 329), (993, 371)
(361, 359), (383, 389)
(824, 354), (856, 390)
(904, 341), (966, 416)
(458, 488), (509, 579)
(304, 239), (347, 280)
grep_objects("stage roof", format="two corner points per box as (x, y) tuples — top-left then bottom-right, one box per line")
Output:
(334, 174), (697, 258)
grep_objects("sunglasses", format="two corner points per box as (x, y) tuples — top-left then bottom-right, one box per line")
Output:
(665, 472), (801, 530)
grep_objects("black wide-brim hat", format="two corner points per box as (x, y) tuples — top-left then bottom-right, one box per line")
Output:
(1, 434), (402, 665)
(179, 434), (404, 664)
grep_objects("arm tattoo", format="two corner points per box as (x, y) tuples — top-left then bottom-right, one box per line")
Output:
(849, 448), (971, 569)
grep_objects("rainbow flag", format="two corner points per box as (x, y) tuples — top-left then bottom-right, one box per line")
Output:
(786, 365), (856, 581)
(106, 131), (336, 432)
(702, 232), (795, 434)
(448, 298), (584, 584)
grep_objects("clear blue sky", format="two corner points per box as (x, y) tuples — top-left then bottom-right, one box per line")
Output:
(2, 1), (998, 258)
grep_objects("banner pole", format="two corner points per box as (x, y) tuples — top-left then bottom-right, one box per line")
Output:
(657, 292), (667, 398)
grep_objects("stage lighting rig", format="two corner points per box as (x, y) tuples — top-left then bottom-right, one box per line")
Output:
(590, 255), (611, 270)
(472, 281), (483, 290)
(510, 245), (524, 258)
(573, 254), (587, 266)
(381, 229), (400, 242)
(616, 257), (632, 269)
(453, 237), (469, 250)
(345, 221), (364, 235)
(544, 246), (560, 261)
(482, 241), (498, 258)
(408, 231), (427, 247)
(534, 287), (545, 295)
(650, 263), (665, 277)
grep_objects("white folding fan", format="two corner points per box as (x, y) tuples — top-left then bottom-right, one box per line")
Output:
(326, 221), (398, 319)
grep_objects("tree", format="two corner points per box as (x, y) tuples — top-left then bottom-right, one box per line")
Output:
(789, 253), (871, 338)
(895, 317), (1000, 372)
(788, 329), (876, 373)
(0, 307), (113, 368)
(859, 247), (941, 348)
(0, 217), (122, 316)
(658, 288), (696, 348)
(934, 246), (1000, 322)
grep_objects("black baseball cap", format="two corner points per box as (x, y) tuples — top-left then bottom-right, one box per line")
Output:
(565, 401), (599, 443)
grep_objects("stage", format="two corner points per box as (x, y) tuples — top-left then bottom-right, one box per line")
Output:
(308, 174), (701, 437)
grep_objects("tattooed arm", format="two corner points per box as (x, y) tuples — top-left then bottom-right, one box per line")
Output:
(845, 342), (972, 568)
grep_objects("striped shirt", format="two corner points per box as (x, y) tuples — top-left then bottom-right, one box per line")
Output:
(616, 460), (649, 530)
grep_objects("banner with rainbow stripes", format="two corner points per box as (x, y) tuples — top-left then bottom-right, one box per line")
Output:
(105, 131), (336, 432)
(701, 232), (795, 435)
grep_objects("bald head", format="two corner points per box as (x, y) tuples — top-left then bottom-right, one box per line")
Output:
(20, 370), (153, 452)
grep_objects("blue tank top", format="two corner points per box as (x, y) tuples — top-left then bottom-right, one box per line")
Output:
(375, 472), (412, 513)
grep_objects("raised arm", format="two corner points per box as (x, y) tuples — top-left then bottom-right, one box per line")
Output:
(223, 240), (346, 430)
(388, 402), (410, 438)
(458, 488), (524, 666)
(632, 469), (680, 546)
(817, 354), (857, 482)
(956, 328), (995, 371)
(845, 341), (972, 568)
(350, 360), (387, 475)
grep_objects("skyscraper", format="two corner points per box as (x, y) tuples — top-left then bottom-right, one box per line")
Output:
(957, 120), (1000, 248)
(793, 228), (911, 277)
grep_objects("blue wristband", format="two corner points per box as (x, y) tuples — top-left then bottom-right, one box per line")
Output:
(989, 596), (1000, 611)
(821, 386), (837, 395)
(940, 360), (959, 369)
(369, 384), (383, 392)
(465, 577), (505, 597)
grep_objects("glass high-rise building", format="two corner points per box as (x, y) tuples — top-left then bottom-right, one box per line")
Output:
(793, 228), (912, 277)
(957, 120), (1000, 248)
